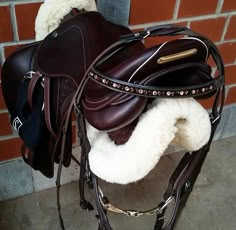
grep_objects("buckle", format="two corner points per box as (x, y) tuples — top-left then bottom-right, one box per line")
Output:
(143, 30), (151, 39)
(125, 210), (142, 217)
(210, 113), (221, 124)
(40, 77), (45, 88)
(120, 30), (150, 41)
(159, 196), (175, 213)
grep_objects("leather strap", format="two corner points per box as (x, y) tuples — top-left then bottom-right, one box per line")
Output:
(44, 77), (57, 137)
(88, 66), (223, 99)
(27, 71), (42, 109)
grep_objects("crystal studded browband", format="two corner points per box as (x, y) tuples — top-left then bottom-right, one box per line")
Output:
(88, 70), (223, 99)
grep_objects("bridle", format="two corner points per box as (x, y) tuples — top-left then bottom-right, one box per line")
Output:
(56, 24), (225, 230)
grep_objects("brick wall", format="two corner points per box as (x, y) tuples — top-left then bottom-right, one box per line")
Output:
(0, 0), (236, 163)
(0, 0), (43, 162)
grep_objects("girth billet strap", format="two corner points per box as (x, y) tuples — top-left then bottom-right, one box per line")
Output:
(77, 109), (94, 211)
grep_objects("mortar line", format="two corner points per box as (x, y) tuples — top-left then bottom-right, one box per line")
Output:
(0, 39), (36, 46)
(216, 38), (236, 44)
(130, 11), (236, 30)
(0, 0), (43, 6)
(216, 0), (224, 14)
(173, 0), (181, 20)
(221, 15), (231, 42)
(9, 3), (19, 41)
(0, 44), (5, 66)
(0, 133), (19, 141)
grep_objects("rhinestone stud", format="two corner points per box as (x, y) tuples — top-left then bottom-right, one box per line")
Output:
(138, 89), (144, 94)
(166, 91), (172, 96)
(153, 91), (158, 96)
(125, 86), (130, 91)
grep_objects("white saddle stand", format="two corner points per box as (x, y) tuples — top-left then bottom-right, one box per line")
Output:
(88, 98), (211, 184)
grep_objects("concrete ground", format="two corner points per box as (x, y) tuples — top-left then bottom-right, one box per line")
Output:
(0, 136), (236, 230)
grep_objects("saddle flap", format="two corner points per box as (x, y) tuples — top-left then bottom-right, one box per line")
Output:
(35, 25), (86, 81)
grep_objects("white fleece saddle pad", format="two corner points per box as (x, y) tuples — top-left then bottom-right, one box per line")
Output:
(87, 98), (211, 184)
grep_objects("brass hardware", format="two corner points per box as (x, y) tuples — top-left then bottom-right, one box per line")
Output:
(157, 48), (197, 64)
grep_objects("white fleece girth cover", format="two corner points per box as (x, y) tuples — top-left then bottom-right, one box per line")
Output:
(88, 98), (211, 184)
(35, 0), (97, 41)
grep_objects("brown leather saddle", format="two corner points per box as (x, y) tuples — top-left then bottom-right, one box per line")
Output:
(1, 10), (225, 230)
(1, 11), (144, 177)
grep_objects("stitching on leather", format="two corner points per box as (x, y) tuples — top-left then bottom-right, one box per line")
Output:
(44, 78), (56, 137)
(84, 95), (113, 104)
(128, 42), (168, 82)
(82, 92), (122, 111)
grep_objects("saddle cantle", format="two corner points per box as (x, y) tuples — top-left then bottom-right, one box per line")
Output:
(1, 11), (144, 177)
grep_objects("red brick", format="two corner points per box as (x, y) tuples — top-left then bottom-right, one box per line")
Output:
(218, 42), (236, 64)
(4, 44), (26, 59)
(226, 86), (236, 104)
(145, 22), (188, 48)
(225, 15), (236, 40)
(130, 0), (176, 25)
(178, 0), (218, 18)
(190, 17), (226, 42)
(207, 56), (217, 68)
(0, 85), (6, 110)
(0, 138), (22, 161)
(0, 113), (12, 136)
(197, 96), (215, 109)
(15, 3), (42, 40)
(222, 0), (236, 12)
(0, 6), (14, 42)
(225, 65), (236, 85)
